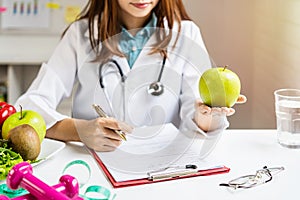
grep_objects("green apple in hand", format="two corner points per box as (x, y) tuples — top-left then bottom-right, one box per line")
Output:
(2, 108), (46, 142)
(199, 66), (241, 107)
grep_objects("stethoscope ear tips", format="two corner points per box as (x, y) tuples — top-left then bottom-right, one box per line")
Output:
(148, 82), (164, 96)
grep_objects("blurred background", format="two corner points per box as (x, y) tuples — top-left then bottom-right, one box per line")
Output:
(185, 0), (300, 129)
(1, 0), (300, 129)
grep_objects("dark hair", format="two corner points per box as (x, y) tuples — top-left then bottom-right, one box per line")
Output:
(63, 0), (191, 60)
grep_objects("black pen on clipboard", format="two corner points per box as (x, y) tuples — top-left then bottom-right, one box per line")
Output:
(92, 104), (127, 141)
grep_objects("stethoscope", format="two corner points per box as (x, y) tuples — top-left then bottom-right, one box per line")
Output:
(99, 55), (167, 96)
(98, 55), (167, 119)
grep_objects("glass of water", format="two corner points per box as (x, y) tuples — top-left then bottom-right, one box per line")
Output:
(274, 89), (300, 148)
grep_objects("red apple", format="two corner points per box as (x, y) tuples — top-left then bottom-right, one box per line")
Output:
(0, 102), (16, 128)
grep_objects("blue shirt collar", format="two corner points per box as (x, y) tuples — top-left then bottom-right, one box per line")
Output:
(121, 13), (157, 39)
(119, 14), (157, 68)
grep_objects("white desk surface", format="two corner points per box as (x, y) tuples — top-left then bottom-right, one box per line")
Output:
(32, 129), (299, 200)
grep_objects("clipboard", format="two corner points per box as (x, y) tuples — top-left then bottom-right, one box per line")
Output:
(87, 147), (230, 188)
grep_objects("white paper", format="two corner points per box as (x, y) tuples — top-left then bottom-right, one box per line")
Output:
(97, 123), (222, 182)
(1, 0), (50, 29)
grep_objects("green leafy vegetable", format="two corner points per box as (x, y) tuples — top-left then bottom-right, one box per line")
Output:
(0, 147), (23, 180)
(0, 139), (40, 181)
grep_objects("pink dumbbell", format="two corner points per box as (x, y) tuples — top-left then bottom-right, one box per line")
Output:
(0, 162), (83, 200)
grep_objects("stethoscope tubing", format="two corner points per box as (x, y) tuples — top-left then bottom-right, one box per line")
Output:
(157, 55), (166, 82)
(98, 55), (167, 119)
(99, 59), (125, 88)
(98, 55), (167, 90)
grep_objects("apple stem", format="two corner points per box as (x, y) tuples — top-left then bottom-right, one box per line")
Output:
(19, 105), (23, 120)
(223, 65), (228, 71)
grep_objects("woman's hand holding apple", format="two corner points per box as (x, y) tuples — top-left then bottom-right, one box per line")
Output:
(195, 66), (247, 132)
(194, 95), (247, 132)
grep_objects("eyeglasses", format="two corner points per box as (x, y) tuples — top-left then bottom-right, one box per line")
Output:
(219, 166), (284, 189)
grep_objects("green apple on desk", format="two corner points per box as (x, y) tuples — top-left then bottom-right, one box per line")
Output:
(2, 108), (46, 143)
(199, 66), (241, 107)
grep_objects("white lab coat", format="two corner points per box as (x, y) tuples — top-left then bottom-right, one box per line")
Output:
(16, 19), (228, 140)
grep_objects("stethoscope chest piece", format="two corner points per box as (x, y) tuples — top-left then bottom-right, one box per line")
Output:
(147, 82), (164, 96)
(147, 54), (167, 96)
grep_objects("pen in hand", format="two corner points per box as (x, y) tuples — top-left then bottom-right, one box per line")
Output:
(92, 104), (127, 141)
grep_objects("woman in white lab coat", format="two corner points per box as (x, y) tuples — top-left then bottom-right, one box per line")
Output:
(16, 0), (246, 152)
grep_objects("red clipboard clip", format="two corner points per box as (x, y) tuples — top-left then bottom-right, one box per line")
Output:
(87, 147), (230, 188)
